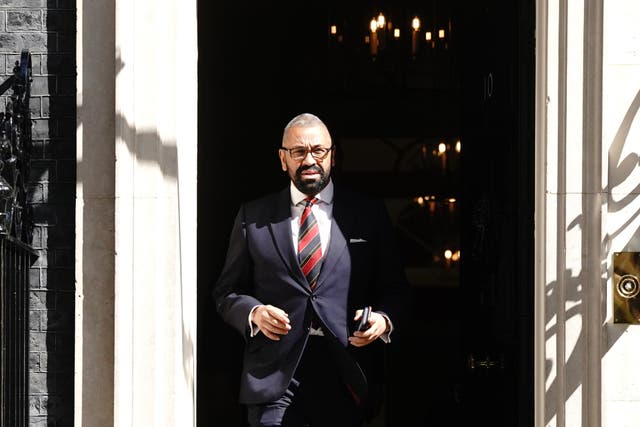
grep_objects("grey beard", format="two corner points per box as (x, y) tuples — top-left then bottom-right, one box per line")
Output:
(293, 167), (329, 195)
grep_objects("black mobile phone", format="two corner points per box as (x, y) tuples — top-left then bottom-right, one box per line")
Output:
(357, 306), (371, 332)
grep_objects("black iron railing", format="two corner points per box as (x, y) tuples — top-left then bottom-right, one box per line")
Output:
(0, 50), (35, 427)
(0, 237), (35, 427)
(0, 50), (33, 242)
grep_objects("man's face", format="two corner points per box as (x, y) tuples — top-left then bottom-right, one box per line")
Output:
(278, 125), (334, 195)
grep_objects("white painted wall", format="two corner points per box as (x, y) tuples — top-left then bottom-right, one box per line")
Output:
(601, 2), (640, 427)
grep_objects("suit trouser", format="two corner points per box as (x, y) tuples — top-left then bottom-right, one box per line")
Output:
(247, 335), (364, 427)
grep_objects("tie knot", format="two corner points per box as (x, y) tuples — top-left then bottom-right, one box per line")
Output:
(304, 196), (318, 207)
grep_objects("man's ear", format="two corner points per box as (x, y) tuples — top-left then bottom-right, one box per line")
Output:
(278, 150), (288, 171)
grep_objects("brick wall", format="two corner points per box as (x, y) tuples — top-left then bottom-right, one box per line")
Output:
(0, 1), (76, 426)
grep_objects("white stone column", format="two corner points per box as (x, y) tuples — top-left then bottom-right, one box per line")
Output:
(113, 0), (198, 426)
(75, 0), (117, 426)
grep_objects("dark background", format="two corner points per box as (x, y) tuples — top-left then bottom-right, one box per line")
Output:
(197, 0), (534, 425)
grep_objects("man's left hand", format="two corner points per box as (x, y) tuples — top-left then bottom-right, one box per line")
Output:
(348, 309), (389, 347)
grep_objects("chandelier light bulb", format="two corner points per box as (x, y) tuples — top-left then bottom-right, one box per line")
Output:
(412, 17), (421, 31)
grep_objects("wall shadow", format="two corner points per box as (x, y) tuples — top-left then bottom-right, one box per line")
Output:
(542, 78), (640, 425)
(25, 1), (77, 425)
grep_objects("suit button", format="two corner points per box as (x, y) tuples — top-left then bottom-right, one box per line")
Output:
(311, 295), (317, 300)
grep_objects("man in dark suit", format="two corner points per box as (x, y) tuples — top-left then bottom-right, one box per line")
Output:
(213, 113), (409, 427)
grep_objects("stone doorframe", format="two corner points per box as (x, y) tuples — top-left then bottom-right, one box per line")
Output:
(534, 0), (605, 424)
(75, 0), (198, 426)
(77, 0), (640, 426)
(533, 0), (640, 426)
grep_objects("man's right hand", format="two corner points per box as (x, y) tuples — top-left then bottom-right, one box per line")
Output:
(250, 304), (291, 341)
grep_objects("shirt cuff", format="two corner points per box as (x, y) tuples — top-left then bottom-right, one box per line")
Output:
(248, 305), (261, 337)
(376, 311), (393, 343)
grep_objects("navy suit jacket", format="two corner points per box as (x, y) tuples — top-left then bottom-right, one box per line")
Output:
(213, 184), (409, 405)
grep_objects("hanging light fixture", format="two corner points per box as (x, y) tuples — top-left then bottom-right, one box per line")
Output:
(369, 18), (379, 56)
(327, 4), (453, 59)
(411, 16), (421, 56)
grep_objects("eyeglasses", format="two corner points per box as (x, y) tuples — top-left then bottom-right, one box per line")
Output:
(280, 145), (333, 161)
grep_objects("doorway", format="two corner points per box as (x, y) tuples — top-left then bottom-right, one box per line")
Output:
(197, 0), (535, 425)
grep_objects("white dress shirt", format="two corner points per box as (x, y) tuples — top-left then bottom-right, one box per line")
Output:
(289, 180), (334, 255)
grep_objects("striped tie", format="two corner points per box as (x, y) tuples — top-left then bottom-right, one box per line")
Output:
(298, 196), (323, 289)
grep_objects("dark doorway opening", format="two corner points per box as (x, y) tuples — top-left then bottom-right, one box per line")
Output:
(197, 0), (535, 425)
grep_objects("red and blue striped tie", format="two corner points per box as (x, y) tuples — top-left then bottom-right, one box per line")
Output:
(298, 196), (323, 289)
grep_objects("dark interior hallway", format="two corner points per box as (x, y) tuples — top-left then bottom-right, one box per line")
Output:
(197, 1), (535, 425)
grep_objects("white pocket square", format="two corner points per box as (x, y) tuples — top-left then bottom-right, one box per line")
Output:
(349, 238), (367, 243)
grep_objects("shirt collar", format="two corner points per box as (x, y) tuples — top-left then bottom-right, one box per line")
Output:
(290, 179), (334, 206)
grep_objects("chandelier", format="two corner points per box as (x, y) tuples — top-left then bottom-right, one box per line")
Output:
(329, 10), (452, 59)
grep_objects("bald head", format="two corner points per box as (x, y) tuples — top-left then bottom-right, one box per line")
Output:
(282, 113), (331, 147)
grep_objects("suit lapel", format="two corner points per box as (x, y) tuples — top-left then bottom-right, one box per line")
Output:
(269, 188), (309, 288)
(314, 189), (353, 291)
